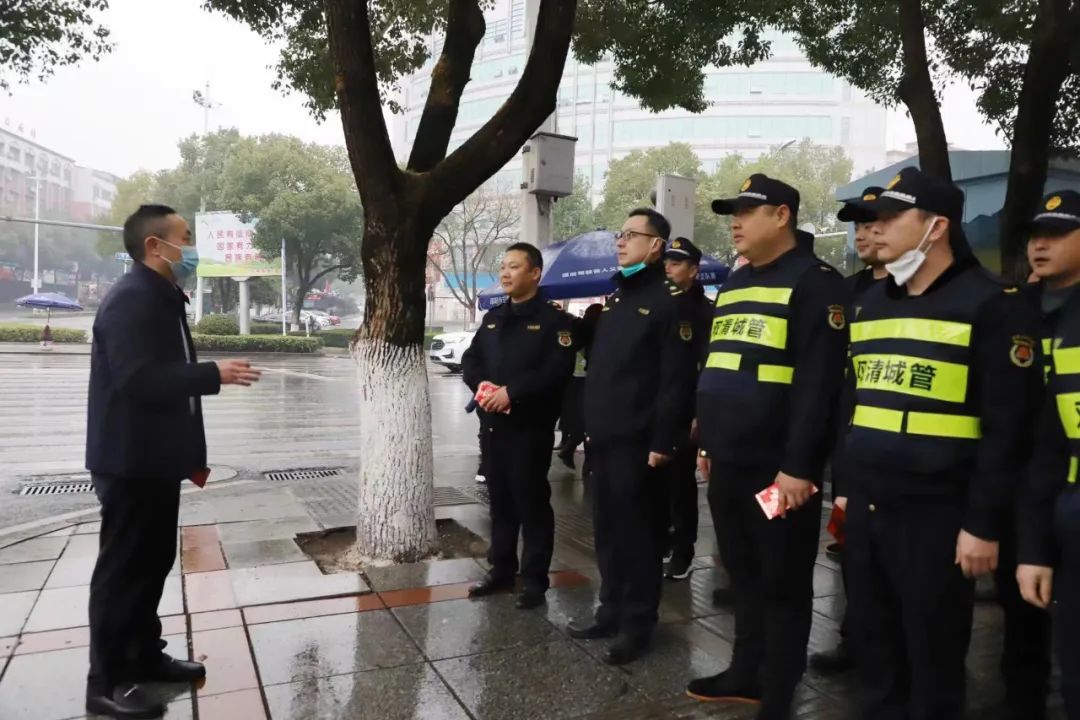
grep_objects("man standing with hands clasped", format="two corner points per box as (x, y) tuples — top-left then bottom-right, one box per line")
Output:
(686, 174), (849, 720)
(85, 205), (262, 719)
(836, 168), (1042, 719)
(461, 242), (576, 610)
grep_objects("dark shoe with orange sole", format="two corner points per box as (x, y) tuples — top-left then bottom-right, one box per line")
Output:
(686, 671), (762, 705)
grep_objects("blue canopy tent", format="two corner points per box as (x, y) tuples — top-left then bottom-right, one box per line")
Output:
(477, 230), (730, 310)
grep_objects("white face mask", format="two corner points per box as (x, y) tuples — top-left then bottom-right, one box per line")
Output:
(885, 216), (941, 286)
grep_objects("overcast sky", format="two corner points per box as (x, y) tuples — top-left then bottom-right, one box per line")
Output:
(0, 0), (1006, 178)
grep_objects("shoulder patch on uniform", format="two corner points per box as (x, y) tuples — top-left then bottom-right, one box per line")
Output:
(827, 304), (846, 330)
(1010, 335), (1035, 368)
(679, 321), (693, 342)
(557, 330), (572, 347)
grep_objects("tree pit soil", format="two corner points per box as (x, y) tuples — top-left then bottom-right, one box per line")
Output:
(296, 518), (488, 575)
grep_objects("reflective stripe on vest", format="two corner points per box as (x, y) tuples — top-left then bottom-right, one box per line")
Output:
(714, 286), (793, 308)
(851, 353), (969, 403)
(1043, 338), (1054, 383)
(1070, 456), (1079, 485)
(852, 405), (981, 439)
(850, 317), (972, 346)
(710, 314), (787, 349)
(705, 351), (793, 384)
(1054, 345), (1080, 375)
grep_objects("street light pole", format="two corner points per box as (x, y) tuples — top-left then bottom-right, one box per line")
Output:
(192, 82), (220, 323)
(30, 175), (41, 293)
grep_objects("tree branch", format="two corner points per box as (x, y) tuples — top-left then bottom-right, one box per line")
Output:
(425, 0), (577, 218)
(324, 0), (402, 208)
(407, 0), (486, 172)
(896, 0), (952, 181)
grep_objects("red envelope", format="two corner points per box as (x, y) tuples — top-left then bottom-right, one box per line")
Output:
(755, 482), (819, 520)
(191, 467), (210, 488)
(827, 503), (846, 545)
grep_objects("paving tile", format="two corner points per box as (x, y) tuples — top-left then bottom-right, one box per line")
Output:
(216, 517), (319, 545)
(181, 525), (226, 574)
(812, 564), (844, 598)
(0, 560), (53, 594)
(0, 636), (190, 720)
(435, 639), (647, 719)
(12, 626), (88, 655)
(184, 570), (239, 613)
(59, 534), (100, 559)
(191, 626), (259, 697)
(24, 580), (182, 633)
(392, 595), (559, 661)
(1, 636), (14, 658)
(615, 621), (734, 701)
(41, 526), (76, 539)
(0, 537), (68, 565)
(363, 558), (486, 592)
(230, 561), (368, 607)
(44, 554), (96, 589)
(221, 539), (308, 569)
(378, 581), (477, 608)
(0, 591), (40, 636)
(190, 609), (244, 632)
(207, 493), (309, 524)
(197, 688), (266, 720)
(242, 594), (385, 626)
(73, 522), (101, 535)
(263, 664), (470, 720)
(695, 612), (736, 643)
(248, 611), (423, 686)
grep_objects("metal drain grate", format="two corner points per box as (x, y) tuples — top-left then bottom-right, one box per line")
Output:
(433, 486), (480, 507)
(20, 481), (94, 496)
(264, 468), (345, 482)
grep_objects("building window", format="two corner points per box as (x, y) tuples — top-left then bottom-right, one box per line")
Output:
(841, 116), (851, 145)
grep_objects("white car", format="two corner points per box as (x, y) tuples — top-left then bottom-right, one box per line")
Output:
(428, 331), (476, 373)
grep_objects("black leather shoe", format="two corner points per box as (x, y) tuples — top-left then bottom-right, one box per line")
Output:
(712, 586), (735, 607)
(86, 684), (166, 719)
(686, 671), (762, 703)
(468, 575), (514, 598)
(603, 634), (650, 665)
(808, 644), (854, 674)
(515, 588), (546, 610)
(145, 654), (206, 683)
(566, 619), (618, 639)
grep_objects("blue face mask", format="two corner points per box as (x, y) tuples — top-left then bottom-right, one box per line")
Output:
(619, 262), (647, 277)
(159, 240), (200, 283)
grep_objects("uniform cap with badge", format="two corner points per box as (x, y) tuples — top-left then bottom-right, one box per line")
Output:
(711, 173), (801, 221)
(664, 237), (703, 265)
(837, 186), (885, 224)
(1027, 190), (1080, 237)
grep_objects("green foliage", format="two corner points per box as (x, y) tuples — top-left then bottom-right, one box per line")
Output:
(553, 174), (600, 241)
(312, 328), (355, 348)
(191, 334), (322, 353)
(0, 1), (112, 91)
(0, 324), (86, 343)
(597, 143), (705, 232)
(195, 314), (240, 336)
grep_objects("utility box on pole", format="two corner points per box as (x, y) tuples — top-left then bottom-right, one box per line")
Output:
(655, 174), (698, 241)
(522, 132), (577, 198)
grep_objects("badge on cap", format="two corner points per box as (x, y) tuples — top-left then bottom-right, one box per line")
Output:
(557, 331), (572, 347)
(862, 192), (877, 201)
(672, 240), (682, 249)
(1047, 196), (1063, 211)
(827, 305), (846, 330)
(679, 322), (693, 342)
(886, 174), (902, 190)
(1010, 335), (1035, 368)
(740, 178), (752, 192)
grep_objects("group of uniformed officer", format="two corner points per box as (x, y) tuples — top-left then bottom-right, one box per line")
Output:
(460, 169), (1080, 720)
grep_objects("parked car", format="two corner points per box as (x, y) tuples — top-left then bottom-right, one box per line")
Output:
(304, 309), (341, 326)
(428, 331), (476, 373)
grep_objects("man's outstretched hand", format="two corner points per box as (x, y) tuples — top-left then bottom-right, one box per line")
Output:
(216, 359), (262, 386)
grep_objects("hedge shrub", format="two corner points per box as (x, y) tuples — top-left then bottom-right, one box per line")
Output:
(195, 314), (239, 336)
(191, 334), (322, 353)
(0, 324), (86, 343)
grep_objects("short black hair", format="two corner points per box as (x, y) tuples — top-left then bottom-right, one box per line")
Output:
(506, 242), (543, 270)
(123, 204), (177, 261)
(628, 207), (671, 240)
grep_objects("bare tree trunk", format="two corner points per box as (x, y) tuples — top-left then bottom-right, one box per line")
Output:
(998, 0), (1077, 280)
(896, 0), (952, 181)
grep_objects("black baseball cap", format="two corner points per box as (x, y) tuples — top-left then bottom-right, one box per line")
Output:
(862, 167), (964, 222)
(711, 173), (800, 220)
(663, 237), (703, 264)
(837, 186), (885, 223)
(1028, 190), (1080, 237)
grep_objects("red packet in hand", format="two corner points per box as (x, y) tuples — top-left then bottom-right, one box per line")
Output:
(827, 503), (846, 544)
(755, 482), (819, 520)
(190, 468), (210, 488)
(475, 381), (510, 414)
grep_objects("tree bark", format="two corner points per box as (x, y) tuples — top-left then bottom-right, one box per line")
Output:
(326, 0), (577, 561)
(998, 0), (1078, 279)
(896, 0), (952, 181)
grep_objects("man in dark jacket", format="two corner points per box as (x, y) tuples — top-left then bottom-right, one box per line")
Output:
(662, 237), (714, 580)
(567, 208), (698, 665)
(85, 205), (261, 719)
(461, 242), (576, 609)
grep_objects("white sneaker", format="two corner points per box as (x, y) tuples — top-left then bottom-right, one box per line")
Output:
(475, 474), (487, 483)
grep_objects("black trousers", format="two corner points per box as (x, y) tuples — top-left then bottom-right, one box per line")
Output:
(1056, 488), (1080, 720)
(591, 442), (667, 637)
(87, 475), (180, 696)
(708, 462), (822, 714)
(994, 515), (1052, 719)
(484, 423), (555, 590)
(666, 442), (699, 559)
(846, 490), (973, 720)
